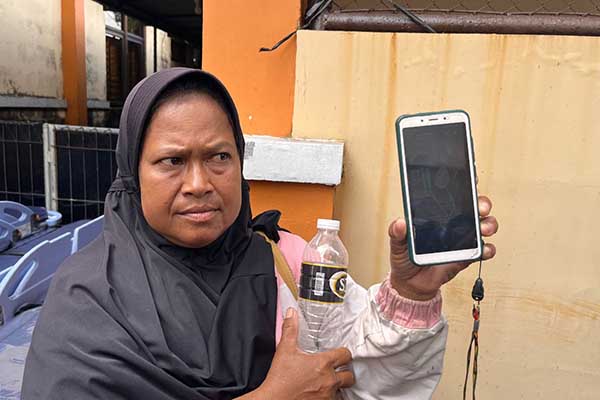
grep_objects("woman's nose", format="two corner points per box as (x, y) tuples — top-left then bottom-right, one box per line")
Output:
(181, 162), (214, 196)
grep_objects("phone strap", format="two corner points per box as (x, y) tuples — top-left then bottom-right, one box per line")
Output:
(463, 257), (484, 400)
(256, 231), (299, 300)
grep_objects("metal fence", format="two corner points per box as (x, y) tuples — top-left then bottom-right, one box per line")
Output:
(0, 121), (119, 224)
(0, 121), (46, 208)
(45, 124), (118, 224)
(315, 0), (600, 35)
(331, 0), (600, 16)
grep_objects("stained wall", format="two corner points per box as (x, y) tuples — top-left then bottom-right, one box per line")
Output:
(293, 30), (600, 399)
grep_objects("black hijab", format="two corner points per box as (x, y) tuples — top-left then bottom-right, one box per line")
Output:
(22, 68), (279, 399)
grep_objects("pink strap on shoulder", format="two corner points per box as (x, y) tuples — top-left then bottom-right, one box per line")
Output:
(275, 231), (305, 283)
(274, 231), (306, 343)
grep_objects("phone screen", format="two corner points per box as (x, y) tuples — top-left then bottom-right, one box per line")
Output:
(403, 122), (478, 255)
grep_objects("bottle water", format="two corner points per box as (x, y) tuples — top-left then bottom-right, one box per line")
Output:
(298, 219), (349, 353)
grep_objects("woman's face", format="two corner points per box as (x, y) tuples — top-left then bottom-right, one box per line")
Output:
(138, 92), (242, 248)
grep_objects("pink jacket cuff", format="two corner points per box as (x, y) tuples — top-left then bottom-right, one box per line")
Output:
(375, 276), (442, 329)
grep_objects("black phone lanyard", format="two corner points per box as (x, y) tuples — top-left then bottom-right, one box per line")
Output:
(463, 258), (484, 400)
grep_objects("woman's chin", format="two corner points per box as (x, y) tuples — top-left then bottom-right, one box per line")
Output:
(168, 227), (224, 249)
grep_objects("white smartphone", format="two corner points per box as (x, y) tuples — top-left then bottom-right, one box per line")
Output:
(395, 110), (482, 266)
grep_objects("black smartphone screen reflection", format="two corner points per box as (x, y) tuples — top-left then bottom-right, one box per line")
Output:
(403, 122), (478, 254)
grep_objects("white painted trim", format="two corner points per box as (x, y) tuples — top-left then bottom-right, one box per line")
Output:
(243, 134), (344, 186)
(48, 124), (118, 134)
(43, 123), (58, 211)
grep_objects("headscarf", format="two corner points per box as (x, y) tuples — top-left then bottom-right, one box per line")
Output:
(22, 68), (279, 399)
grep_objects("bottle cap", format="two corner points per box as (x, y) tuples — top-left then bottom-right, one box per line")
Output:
(317, 218), (340, 231)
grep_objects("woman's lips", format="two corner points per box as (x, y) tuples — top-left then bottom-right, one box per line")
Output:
(178, 209), (218, 223)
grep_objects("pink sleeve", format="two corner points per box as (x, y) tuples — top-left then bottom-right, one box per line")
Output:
(375, 275), (442, 329)
(274, 231), (306, 343)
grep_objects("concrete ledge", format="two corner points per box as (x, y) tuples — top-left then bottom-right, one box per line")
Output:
(87, 99), (111, 110)
(0, 97), (111, 110)
(0, 96), (66, 109)
(243, 134), (344, 186)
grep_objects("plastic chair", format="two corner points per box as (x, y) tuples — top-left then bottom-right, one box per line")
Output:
(0, 233), (72, 399)
(0, 201), (31, 228)
(0, 256), (20, 282)
(71, 215), (104, 254)
(5, 219), (86, 257)
(0, 232), (72, 328)
(46, 210), (62, 227)
(0, 306), (40, 399)
(0, 219), (15, 252)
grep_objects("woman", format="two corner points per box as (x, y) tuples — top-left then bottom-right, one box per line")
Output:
(22, 68), (498, 399)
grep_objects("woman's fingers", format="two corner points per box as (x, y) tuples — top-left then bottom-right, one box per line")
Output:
(478, 195), (492, 217)
(430, 243), (496, 285)
(482, 243), (496, 260)
(326, 347), (353, 369)
(278, 308), (299, 350)
(336, 370), (356, 389)
(388, 219), (408, 254)
(476, 195), (497, 260)
(432, 261), (470, 285)
(480, 215), (499, 237)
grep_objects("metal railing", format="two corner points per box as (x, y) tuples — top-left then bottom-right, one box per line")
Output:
(314, 0), (600, 35)
(331, 0), (600, 16)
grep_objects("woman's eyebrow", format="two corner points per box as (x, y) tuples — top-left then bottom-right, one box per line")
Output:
(152, 144), (186, 154)
(151, 141), (236, 155)
(203, 140), (237, 152)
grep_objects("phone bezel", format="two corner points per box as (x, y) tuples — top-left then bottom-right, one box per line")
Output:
(396, 110), (482, 266)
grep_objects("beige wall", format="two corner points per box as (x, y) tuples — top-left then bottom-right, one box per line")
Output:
(0, 0), (167, 101)
(0, 0), (63, 98)
(84, 0), (106, 101)
(145, 26), (171, 76)
(293, 30), (600, 399)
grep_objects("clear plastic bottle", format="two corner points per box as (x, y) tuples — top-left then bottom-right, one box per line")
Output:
(297, 219), (349, 353)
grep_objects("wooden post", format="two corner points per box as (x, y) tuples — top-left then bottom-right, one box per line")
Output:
(61, 0), (88, 125)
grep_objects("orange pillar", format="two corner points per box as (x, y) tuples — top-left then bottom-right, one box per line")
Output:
(203, 0), (336, 240)
(61, 0), (88, 125)
(203, 0), (301, 137)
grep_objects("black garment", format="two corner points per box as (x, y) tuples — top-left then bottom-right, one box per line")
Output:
(22, 68), (279, 400)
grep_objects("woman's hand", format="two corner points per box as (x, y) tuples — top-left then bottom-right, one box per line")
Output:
(248, 308), (355, 400)
(389, 195), (499, 301)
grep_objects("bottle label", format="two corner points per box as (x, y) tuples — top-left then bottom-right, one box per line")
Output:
(299, 262), (348, 304)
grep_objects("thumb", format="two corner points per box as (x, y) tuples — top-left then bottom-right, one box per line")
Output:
(280, 308), (299, 349)
(388, 218), (408, 254)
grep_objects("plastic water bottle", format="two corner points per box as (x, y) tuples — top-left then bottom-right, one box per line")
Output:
(298, 219), (349, 353)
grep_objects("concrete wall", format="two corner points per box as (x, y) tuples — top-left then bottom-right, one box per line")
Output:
(0, 0), (63, 98)
(293, 30), (600, 399)
(84, 0), (106, 101)
(145, 27), (171, 76)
